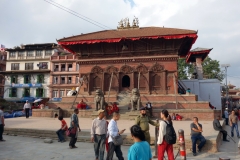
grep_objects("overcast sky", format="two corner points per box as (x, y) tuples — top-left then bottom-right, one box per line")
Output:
(0, 0), (239, 86)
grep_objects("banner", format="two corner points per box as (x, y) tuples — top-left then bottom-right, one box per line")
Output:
(11, 83), (42, 88)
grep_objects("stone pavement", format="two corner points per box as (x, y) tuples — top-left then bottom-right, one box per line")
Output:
(1, 117), (240, 159)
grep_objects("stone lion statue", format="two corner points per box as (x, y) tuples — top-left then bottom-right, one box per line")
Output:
(130, 88), (141, 111)
(94, 89), (105, 111)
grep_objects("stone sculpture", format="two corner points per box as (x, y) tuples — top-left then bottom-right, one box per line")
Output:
(130, 88), (141, 111)
(94, 89), (105, 111)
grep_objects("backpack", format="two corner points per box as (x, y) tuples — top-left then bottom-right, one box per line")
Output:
(164, 121), (177, 144)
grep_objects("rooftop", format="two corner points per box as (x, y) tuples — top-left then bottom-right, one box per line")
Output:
(186, 47), (212, 63)
(58, 27), (197, 42)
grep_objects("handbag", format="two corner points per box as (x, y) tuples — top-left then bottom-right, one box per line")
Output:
(111, 135), (123, 146)
(66, 127), (76, 137)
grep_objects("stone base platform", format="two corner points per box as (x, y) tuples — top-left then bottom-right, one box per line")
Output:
(32, 108), (221, 121)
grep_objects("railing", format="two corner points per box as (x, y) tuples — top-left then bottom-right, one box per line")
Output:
(50, 55), (76, 60)
(178, 80), (187, 94)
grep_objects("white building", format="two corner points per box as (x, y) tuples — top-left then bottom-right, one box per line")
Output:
(4, 43), (57, 102)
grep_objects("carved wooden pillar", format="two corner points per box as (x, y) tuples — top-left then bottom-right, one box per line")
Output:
(162, 70), (167, 94)
(88, 73), (91, 95)
(118, 72), (121, 92)
(131, 72), (134, 90)
(102, 72), (105, 93)
(147, 71), (150, 94)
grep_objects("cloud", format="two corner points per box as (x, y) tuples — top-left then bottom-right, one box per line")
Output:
(0, 0), (239, 85)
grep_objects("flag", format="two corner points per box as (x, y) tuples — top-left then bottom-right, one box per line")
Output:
(0, 44), (5, 51)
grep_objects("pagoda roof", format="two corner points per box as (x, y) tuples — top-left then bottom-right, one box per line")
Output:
(58, 27), (197, 42)
(186, 47), (212, 63)
(228, 84), (236, 88)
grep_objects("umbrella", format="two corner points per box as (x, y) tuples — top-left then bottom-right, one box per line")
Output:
(33, 98), (43, 103)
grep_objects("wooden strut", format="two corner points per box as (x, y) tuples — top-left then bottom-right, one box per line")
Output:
(138, 72), (140, 89)
(173, 74), (178, 109)
(107, 72), (114, 103)
(71, 77), (84, 109)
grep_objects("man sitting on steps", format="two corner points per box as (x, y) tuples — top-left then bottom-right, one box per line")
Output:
(213, 115), (229, 142)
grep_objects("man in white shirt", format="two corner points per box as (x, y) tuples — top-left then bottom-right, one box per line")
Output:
(23, 100), (31, 118)
(106, 112), (125, 160)
(224, 108), (229, 125)
(91, 109), (107, 160)
(0, 106), (5, 141)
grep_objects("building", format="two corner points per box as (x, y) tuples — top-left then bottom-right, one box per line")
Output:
(48, 47), (79, 101)
(4, 43), (57, 102)
(0, 51), (7, 98)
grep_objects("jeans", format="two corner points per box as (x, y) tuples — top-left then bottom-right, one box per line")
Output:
(94, 134), (106, 160)
(0, 124), (4, 140)
(158, 140), (174, 160)
(69, 134), (77, 147)
(231, 123), (239, 137)
(106, 142), (124, 160)
(25, 108), (30, 118)
(225, 118), (229, 125)
(220, 130), (228, 140)
(191, 134), (206, 154)
(56, 129), (65, 141)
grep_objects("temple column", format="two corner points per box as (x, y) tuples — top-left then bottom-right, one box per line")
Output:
(163, 70), (167, 94)
(147, 71), (150, 94)
(131, 72), (134, 90)
(102, 73), (105, 92)
(196, 57), (203, 80)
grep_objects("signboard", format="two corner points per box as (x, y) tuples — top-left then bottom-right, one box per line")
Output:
(11, 83), (42, 88)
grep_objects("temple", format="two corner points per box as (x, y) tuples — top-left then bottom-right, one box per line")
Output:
(38, 19), (221, 120)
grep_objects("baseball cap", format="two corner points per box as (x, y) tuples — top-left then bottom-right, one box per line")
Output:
(98, 109), (105, 114)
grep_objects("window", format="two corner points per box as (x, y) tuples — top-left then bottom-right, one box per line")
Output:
(36, 50), (42, 57)
(61, 77), (65, 84)
(9, 88), (17, 97)
(37, 75), (44, 83)
(53, 90), (58, 98)
(76, 64), (79, 71)
(53, 76), (58, 84)
(60, 90), (65, 97)
(11, 76), (18, 83)
(0, 77), (3, 84)
(23, 88), (30, 97)
(18, 51), (24, 57)
(68, 77), (72, 84)
(45, 50), (52, 56)
(38, 62), (48, 69)
(68, 64), (73, 71)
(24, 75), (31, 84)
(11, 63), (19, 70)
(36, 88), (44, 97)
(9, 52), (16, 57)
(61, 64), (65, 71)
(27, 51), (34, 57)
(25, 63), (33, 70)
(54, 64), (59, 71)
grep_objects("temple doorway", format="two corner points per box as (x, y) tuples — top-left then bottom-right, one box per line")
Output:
(122, 75), (130, 88)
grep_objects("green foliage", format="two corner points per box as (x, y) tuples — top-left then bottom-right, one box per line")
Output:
(177, 56), (224, 81)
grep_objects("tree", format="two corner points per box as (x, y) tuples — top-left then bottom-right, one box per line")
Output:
(177, 56), (224, 81)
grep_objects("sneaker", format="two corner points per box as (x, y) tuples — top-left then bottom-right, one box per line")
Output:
(193, 153), (197, 156)
(69, 146), (73, 149)
(73, 146), (78, 148)
(223, 139), (230, 142)
(0, 139), (6, 142)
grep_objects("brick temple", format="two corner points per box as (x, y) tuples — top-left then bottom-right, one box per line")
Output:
(39, 20), (220, 120)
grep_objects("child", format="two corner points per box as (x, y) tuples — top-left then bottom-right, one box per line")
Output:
(56, 116), (68, 143)
(176, 114), (182, 121)
(172, 113), (176, 120)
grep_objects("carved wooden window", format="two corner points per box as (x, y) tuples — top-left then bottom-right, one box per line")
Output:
(93, 76), (101, 89)
(139, 75), (146, 90)
(152, 74), (161, 90)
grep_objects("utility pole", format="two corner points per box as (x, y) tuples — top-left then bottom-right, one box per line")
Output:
(221, 64), (230, 109)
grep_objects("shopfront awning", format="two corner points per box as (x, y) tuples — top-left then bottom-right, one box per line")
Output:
(20, 97), (35, 103)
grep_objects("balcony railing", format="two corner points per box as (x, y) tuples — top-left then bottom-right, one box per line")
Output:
(50, 55), (76, 60)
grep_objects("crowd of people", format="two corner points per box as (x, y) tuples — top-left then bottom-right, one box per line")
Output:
(1, 100), (240, 160)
